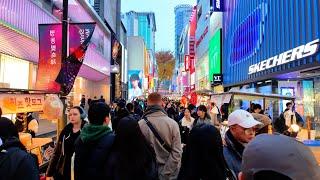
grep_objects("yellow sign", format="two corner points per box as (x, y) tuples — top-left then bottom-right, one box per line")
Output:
(0, 94), (45, 114)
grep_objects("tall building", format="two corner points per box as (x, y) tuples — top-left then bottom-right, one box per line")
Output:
(173, 5), (193, 91)
(123, 11), (157, 98)
(123, 11), (156, 53)
(175, 5), (193, 59)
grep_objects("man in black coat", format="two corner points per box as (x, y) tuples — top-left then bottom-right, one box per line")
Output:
(74, 103), (115, 180)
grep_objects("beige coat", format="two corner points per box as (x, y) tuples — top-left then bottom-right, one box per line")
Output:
(139, 111), (182, 180)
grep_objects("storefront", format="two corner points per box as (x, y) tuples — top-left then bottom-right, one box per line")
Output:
(223, 0), (320, 122)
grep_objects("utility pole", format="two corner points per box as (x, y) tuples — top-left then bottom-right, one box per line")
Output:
(58, 0), (69, 135)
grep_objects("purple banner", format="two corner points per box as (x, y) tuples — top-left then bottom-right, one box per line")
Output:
(36, 24), (62, 92)
(55, 23), (96, 96)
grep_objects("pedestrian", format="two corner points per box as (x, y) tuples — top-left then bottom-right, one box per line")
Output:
(274, 102), (304, 137)
(126, 102), (141, 120)
(187, 104), (198, 119)
(223, 109), (262, 176)
(87, 97), (92, 107)
(80, 95), (86, 108)
(210, 102), (221, 126)
(179, 108), (195, 145)
(178, 124), (233, 180)
(46, 106), (87, 180)
(176, 106), (185, 122)
(133, 101), (143, 117)
(193, 105), (211, 126)
(139, 92), (182, 180)
(165, 102), (176, 120)
(252, 104), (263, 114)
(99, 95), (106, 103)
(239, 134), (320, 180)
(0, 117), (39, 180)
(112, 99), (129, 133)
(74, 102), (115, 180)
(251, 113), (272, 135)
(105, 116), (158, 179)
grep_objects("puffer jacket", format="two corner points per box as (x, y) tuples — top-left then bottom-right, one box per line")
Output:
(0, 137), (39, 180)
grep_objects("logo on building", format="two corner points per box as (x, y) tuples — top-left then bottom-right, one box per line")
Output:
(230, 3), (268, 64)
(248, 39), (320, 74)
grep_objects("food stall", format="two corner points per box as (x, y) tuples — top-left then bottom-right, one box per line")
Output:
(0, 88), (62, 171)
(210, 90), (319, 163)
(194, 89), (213, 106)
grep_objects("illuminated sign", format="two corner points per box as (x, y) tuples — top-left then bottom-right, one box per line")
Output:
(231, 3), (268, 64)
(185, 55), (190, 71)
(248, 39), (320, 74)
(211, 0), (224, 12)
(213, 74), (223, 85)
(209, 29), (222, 82)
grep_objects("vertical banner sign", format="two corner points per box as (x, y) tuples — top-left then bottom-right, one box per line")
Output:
(55, 23), (96, 96)
(184, 55), (190, 71)
(36, 24), (62, 92)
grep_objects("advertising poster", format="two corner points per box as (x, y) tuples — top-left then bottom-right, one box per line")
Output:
(128, 70), (143, 101)
(55, 23), (96, 96)
(36, 24), (62, 92)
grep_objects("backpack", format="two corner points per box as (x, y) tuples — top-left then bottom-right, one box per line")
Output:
(0, 147), (24, 180)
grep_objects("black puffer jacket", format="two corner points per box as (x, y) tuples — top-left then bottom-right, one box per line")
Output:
(74, 130), (115, 180)
(0, 137), (39, 180)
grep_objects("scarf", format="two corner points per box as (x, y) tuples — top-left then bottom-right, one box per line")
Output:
(143, 105), (167, 117)
(80, 124), (112, 143)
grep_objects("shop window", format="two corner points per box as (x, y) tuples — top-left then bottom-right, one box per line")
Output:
(0, 54), (29, 89)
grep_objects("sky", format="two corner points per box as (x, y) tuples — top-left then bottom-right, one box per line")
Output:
(121, 0), (196, 52)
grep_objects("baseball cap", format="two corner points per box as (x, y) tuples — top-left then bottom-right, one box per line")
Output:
(228, 109), (262, 128)
(242, 134), (320, 180)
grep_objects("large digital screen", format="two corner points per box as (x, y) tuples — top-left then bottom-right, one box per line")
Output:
(209, 29), (222, 82)
(128, 70), (143, 100)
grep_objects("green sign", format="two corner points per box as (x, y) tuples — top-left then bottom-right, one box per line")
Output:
(209, 29), (222, 82)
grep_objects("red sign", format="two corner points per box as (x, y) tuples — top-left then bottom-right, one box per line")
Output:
(185, 55), (190, 71)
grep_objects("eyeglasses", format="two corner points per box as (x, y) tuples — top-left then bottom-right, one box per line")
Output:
(233, 125), (257, 135)
(243, 128), (257, 135)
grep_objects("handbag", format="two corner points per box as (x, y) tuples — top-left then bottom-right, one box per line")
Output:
(143, 117), (171, 153)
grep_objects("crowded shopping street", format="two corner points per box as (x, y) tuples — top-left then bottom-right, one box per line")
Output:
(0, 0), (320, 180)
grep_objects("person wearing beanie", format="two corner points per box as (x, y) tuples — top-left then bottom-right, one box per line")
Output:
(46, 106), (87, 180)
(0, 117), (39, 180)
(74, 102), (115, 180)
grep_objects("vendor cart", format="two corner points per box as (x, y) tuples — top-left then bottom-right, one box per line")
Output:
(0, 88), (60, 173)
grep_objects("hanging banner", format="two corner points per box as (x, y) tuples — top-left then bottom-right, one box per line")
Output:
(55, 23), (96, 96)
(36, 24), (62, 92)
(0, 94), (45, 114)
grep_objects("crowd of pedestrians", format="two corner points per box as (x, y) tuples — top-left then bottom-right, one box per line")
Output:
(0, 92), (319, 180)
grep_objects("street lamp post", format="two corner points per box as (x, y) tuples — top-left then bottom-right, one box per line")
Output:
(58, 0), (69, 135)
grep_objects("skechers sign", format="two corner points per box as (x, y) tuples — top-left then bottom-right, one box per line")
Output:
(248, 39), (320, 75)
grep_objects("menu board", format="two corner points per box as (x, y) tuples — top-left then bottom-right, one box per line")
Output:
(0, 94), (45, 114)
